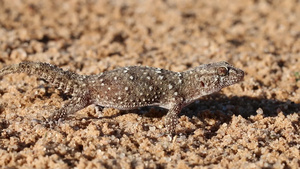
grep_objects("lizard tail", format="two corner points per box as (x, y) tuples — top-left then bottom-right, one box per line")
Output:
(0, 62), (86, 96)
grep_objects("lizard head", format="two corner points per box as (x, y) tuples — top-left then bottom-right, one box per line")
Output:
(182, 61), (244, 100)
(213, 61), (244, 88)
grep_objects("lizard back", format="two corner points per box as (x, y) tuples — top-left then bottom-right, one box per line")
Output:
(88, 66), (183, 110)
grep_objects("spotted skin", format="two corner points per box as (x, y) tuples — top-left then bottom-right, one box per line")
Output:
(0, 61), (244, 133)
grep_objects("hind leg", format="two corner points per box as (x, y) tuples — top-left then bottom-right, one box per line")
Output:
(45, 95), (91, 126)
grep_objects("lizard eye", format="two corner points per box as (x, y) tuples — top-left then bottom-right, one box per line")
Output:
(217, 67), (228, 76)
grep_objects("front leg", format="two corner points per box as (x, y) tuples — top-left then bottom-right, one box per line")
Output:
(165, 102), (183, 134)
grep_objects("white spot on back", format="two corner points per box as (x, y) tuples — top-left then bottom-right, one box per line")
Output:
(149, 86), (153, 91)
(125, 87), (129, 91)
(129, 76), (134, 80)
(168, 84), (173, 90)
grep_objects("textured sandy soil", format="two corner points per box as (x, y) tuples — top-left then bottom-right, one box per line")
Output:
(0, 0), (299, 168)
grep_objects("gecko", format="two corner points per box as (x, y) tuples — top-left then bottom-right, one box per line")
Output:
(0, 61), (244, 133)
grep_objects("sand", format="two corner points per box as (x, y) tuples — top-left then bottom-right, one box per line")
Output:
(0, 0), (299, 168)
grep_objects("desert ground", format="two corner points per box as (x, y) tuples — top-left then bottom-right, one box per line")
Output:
(0, 0), (299, 168)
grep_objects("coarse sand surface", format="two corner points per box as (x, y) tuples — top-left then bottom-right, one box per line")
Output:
(0, 0), (299, 168)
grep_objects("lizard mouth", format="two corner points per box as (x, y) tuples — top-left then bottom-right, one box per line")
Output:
(220, 68), (244, 87)
(230, 68), (244, 83)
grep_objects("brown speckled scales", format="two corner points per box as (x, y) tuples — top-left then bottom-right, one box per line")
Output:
(0, 61), (244, 133)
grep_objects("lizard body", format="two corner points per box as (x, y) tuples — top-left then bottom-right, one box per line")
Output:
(0, 61), (244, 133)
